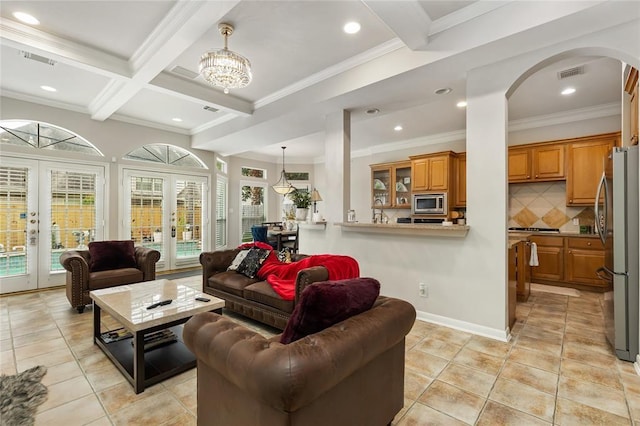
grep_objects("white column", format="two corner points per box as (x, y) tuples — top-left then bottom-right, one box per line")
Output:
(324, 110), (351, 223)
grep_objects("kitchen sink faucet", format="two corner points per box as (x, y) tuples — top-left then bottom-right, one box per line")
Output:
(372, 198), (385, 224)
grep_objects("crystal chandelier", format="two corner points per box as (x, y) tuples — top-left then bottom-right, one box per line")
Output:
(199, 23), (252, 94)
(272, 147), (295, 195)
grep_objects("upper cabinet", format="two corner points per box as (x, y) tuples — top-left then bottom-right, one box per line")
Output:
(410, 152), (455, 192)
(508, 144), (565, 183)
(370, 161), (411, 209)
(454, 153), (466, 208)
(566, 134), (618, 206)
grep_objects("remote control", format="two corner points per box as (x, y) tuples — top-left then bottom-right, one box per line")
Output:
(146, 299), (172, 309)
(195, 297), (210, 302)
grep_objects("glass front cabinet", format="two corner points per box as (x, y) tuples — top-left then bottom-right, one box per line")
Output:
(370, 161), (411, 209)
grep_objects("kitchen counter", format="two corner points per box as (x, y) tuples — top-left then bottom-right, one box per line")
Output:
(508, 231), (599, 238)
(336, 222), (469, 237)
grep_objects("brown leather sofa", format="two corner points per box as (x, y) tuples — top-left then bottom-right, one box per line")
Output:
(60, 246), (160, 313)
(200, 249), (329, 329)
(183, 296), (416, 426)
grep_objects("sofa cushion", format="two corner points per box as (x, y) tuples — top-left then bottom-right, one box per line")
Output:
(88, 240), (136, 272)
(89, 268), (143, 290)
(280, 277), (380, 344)
(208, 271), (260, 297)
(237, 248), (270, 278)
(227, 249), (250, 271)
(244, 281), (294, 313)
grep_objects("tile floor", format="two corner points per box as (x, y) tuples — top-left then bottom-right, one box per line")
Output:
(1, 278), (639, 425)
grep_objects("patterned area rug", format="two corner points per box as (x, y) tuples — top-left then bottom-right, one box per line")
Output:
(0, 366), (48, 426)
(531, 283), (581, 297)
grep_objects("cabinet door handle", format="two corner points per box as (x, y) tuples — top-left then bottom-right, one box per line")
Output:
(527, 175), (530, 178)
(535, 175), (538, 178)
(569, 199), (573, 203)
(568, 250), (572, 254)
(587, 242), (591, 246)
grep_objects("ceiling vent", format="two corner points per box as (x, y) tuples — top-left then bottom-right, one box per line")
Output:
(20, 51), (56, 66)
(558, 65), (585, 80)
(203, 106), (219, 113)
(170, 65), (199, 79)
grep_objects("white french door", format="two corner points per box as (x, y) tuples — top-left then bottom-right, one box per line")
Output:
(123, 169), (208, 271)
(0, 157), (105, 293)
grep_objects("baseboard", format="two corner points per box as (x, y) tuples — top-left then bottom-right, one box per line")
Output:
(416, 310), (510, 342)
(635, 354), (640, 376)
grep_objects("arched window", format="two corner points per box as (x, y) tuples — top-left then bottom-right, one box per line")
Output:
(124, 144), (207, 169)
(0, 120), (103, 156)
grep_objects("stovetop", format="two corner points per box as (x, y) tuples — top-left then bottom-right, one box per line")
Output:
(508, 227), (560, 233)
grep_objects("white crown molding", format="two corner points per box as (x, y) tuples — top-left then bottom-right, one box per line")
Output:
(429, 1), (512, 35)
(1, 90), (90, 115)
(416, 309), (510, 342)
(108, 113), (190, 135)
(254, 38), (405, 110)
(508, 102), (620, 132)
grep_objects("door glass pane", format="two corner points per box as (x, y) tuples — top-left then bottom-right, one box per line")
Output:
(176, 180), (202, 258)
(241, 184), (265, 242)
(130, 177), (164, 257)
(50, 171), (97, 272)
(0, 167), (28, 276)
(216, 176), (227, 248)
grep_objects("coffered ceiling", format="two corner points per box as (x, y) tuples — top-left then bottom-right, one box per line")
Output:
(0, 1), (636, 161)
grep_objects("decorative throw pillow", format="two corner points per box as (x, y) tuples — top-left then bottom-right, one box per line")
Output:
(280, 277), (380, 344)
(227, 249), (250, 271)
(88, 240), (137, 272)
(277, 247), (292, 263)
(236, 248), (270, 279)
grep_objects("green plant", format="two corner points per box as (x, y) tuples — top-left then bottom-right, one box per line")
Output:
(288, 189), (311, 209)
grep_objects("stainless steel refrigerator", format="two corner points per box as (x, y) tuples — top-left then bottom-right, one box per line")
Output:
(597, 145), (639, 362)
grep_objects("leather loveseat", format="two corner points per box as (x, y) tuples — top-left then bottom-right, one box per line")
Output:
(200, 248), (329, 329)
(183, 296), (416, 426)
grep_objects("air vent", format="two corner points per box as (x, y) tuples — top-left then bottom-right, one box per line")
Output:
(170, 65), (199, 79)
(203, 106), (219, 113)
(20, 51), (55, 66)
(558, 65), (585, 80)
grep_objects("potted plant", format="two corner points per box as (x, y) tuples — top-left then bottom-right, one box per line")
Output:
(288, 189), (311, 221)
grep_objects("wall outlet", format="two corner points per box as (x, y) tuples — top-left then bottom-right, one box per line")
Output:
(572, 218), (579, 225)
(419, 282), (428, 297)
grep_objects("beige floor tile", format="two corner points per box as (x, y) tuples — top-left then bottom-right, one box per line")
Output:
(391, 398), (415, 425)
(554, 397), (631, 425)
(418, 380), (485, 424)
(414, 336), (463, 360)
(464, 335), (512, 358)
(77, 350), (115, 372)
(508, 346), (560, 373)
(405, 349), (449, 379)
(35, 394), (106, 426)
(38, 375), (94, 412)
(617, 359), (638, 376)
(409, 320), (441, 337)
(489, 377), (555, 422)
(11, 321), (57, 338)
(519, 324), (564, 345)
(160, 412), (197, 426)
(397, 402), (467, 426)
(566, 312), (606, 329)
(41, 360), (84, 386)
(85, 363), (127, 391)
(165, 376), (197, 413)
(429, 327), (473, 347)
(560, 357), (622, 390)
(477, 400), (551, 426)
(14, 337), (69, 360)
(404, 369), (434, 400)
(562, 345), (617, 370)
(12, 327), (63, 348)
(84, 417), (113, 426)
(499, 360), (558, 395)
(405, 333), (421, 350)
(16, 347), (75, 371)
(160, 368), (196, 388)
(563, 335), (615, 357)
(558, 376), (629, 418)
(452, 347), (505, 375)
(109, 390), (188, 425)
(514, 334), (562, 357)
(523, 316), (566, 333)
(437, 362), (497, 398)
(98, 381), (165, 414)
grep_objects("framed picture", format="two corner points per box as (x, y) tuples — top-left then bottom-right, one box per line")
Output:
(403, 177), (411, 184)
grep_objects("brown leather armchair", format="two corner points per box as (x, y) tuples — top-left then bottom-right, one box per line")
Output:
(60, 246), (160, 313)
(183, 296), (416, 426)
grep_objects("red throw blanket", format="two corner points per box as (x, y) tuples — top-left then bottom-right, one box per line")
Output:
(257, 254), (360, 301)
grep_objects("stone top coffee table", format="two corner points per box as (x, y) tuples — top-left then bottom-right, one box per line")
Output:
(90, 279), (224, 393)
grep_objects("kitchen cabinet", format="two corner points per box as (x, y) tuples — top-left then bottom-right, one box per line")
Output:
(566, 134), (617, 206)
(454, 153), (466, 207)
(529, 234), (609, 291)
(509, 239), (531, 305)
(508, 144), (565, 183)
(370, 161), (411, 209)
(625, 67), (638, 146)
(410, 152), (455, 192)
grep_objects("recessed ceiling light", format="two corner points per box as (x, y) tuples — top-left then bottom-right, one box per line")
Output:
(394, 125), (403, 131)
(13, 12), (39, 25)
(40, 85), (56, 92)
(561, 87), (576, 95)
(343, 22), (361, 34)
(456, 101), (467, 108)
(366, 108), (380, 115)
(172, 118), (183, 122)
(434, 88), (452, 95)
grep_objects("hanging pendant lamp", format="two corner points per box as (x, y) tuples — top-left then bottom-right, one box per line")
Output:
(272, 146), (295, 195)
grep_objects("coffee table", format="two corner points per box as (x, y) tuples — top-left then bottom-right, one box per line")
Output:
(90, 279), (224, 393)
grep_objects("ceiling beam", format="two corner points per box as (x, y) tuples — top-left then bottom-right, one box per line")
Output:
(362, 0), (432, 50)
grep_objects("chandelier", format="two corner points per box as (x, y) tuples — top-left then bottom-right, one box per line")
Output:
(272, 147), (295, 195)
(199, 23), (252, 94)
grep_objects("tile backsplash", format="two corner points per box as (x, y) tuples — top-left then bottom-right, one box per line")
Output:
(508, 182), (595, 233)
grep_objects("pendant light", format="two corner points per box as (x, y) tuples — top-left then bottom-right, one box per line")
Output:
(272, 146), (295, 195)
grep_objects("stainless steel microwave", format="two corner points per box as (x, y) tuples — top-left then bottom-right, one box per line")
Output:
(412, 193), (447, 215)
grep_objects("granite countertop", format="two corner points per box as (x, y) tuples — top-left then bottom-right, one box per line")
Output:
(508, 231), (600, 238)
(336, 222), (470, 237)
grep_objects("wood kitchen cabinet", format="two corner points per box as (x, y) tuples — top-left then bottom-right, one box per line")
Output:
(530, 235), (564, 282)
(565, 237), (607, 287)
(508, 144), (565, 183)
(454, 153), (466, 207)
(566, 134), (617, 206)
(410, 152), (455, 192)
(370, 161), (411, 209)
